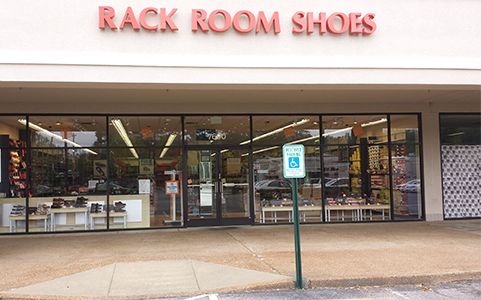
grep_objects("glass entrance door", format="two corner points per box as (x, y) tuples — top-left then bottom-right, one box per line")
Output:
(219, 149), (250, 222)
(186, 148), (250, 226)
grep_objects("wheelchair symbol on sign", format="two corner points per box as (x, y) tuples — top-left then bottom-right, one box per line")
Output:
(289, 157), (300, 168)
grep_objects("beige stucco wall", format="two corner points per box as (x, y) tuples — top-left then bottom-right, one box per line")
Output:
(0, 0), (480, 85)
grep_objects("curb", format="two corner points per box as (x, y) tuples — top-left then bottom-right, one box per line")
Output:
(2, 272), (481, 299)
(304, 271), (481, 289)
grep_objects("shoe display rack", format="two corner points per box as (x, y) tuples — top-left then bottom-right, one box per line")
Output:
(8, 139), (27, 198)
(8, 197), (129, 232)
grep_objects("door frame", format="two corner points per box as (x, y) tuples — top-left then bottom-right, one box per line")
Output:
(183, 145), (251, 227)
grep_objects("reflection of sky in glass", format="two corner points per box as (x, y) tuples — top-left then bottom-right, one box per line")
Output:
(302, 129), (320, 137)
(37, 131), (100, 147)
(324, 128), (352, 138)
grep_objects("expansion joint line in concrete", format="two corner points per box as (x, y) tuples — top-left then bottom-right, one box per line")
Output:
(225, 231), (282, 275)
(107, 263), (117, 296)
(191, 260), (201, 291)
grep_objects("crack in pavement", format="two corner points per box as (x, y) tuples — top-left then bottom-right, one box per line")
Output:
(225, 230), (282, 275)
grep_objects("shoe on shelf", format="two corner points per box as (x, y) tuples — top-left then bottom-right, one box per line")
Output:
(114, 201), (126, 212)
(75, 196), (88, 207)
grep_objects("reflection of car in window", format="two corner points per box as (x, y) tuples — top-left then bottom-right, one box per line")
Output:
(396, 179), (420, 193)
(255, 179), (292, 200)
(94, 182), (135, 195)
(32, 185), (53, 197)
(325, 177), (349, 188)
(255, 180), (290, 190)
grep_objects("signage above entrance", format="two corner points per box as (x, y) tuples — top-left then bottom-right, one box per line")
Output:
(99, 7), (376, 35)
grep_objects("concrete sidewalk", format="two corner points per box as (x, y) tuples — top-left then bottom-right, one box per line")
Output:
(4, 260), (290, 299)
(0, 220), (480, 299)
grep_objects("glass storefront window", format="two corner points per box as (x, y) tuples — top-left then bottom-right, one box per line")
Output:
(390, 115), (422, 219)
(184, 116), (250, 145)
(254, 146), (322, 224)
(322, 115), (388, 145)
(31, 149), (66, 197)
(109, 116), (182, 148)
(29, 116), (107, 148)
(0, 113), (426, 233)
(440, 114), (481, 145)
(392, 144), (422, 219)
(110, 147), (183, 228)
(31, 148), (108, 231)
(391, 115), (419, 143)
(0, 116), (27, 233)
(153, 148), (183, 227)
(252, 116), (320, 146)
(323, 144), (391, 222)
(322, 115), (392, 222)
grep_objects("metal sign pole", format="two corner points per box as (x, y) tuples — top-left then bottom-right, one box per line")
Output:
(292, 178), (303, 289)
(283, 144), (305, 289)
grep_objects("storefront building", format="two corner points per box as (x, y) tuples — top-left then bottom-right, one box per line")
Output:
(0, 1), (480, 233)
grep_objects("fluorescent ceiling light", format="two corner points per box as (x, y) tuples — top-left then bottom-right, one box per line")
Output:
(159, 134), (177, 158)
(241, 118), (388, 154)
(210, 149), (229, 157)
(286, 118), (388, 145)
(240, 118), (310, 145)
(447, 132), (465, 137)
(111, 119), (139, 159)
(361, 118), (387, 127)
(242, 146), (279, 157)
(18, 119), (97, 155)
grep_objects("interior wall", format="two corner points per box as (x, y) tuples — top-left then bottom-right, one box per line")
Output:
(0, 123), (19, 140)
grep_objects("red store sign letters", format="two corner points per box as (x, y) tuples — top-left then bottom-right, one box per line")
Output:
(99, 7), (377, 35)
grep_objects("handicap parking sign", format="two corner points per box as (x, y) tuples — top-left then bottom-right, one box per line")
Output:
(283, 144), (305, 178)
(289, 157), (300, 168)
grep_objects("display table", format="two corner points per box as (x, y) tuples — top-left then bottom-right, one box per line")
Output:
(359, 204), (390, 220)
(326, 205), (361, 222)
(50, 207), (88, 231)
(299, 205), (323, 222)
(9, 214), (49, 233)
(261, 205), (323, 223)
(89, 211), (127, 230)
(261, 206), (292, 223)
